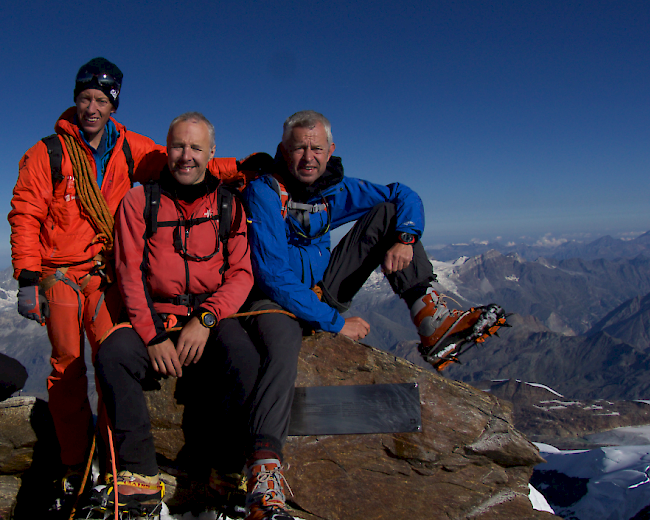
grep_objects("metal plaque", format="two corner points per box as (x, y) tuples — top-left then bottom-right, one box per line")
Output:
(288, 382), (421, 436)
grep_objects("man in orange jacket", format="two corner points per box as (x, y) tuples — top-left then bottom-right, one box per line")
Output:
(8, 57), (240, 514)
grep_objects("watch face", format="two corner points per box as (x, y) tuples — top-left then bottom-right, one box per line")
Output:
(202, 313), (216, 327)
(399, 232), (416, 244)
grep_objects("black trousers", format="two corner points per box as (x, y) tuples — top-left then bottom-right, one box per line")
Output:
(95, 318), (259, 476)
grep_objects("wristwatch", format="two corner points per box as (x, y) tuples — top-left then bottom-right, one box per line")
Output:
(199, 311), (217, 328)
(397, 232), (417, 245)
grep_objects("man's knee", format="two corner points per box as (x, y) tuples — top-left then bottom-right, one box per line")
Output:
(370, 201), (395, 216)
(95, 328), (144, 380)
(359, 202), (397, 234)
(255, 314), (303, 354)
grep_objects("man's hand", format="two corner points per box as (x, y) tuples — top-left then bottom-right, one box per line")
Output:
(340, 316), (370, 341)
(176, 317), (210, 366)
(17, 286), (49, 325)
(148, 338), (183, 377)
(382, 243), (414, 274)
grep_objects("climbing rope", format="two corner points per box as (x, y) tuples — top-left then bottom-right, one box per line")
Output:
(62, 134), (115, 256)
(98, 309), (299, 345)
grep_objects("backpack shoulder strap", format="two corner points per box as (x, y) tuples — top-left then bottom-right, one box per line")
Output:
(143, 181), (161, 238)
(41, 134), (64, 186)
(269, 173), (290, 219)
(268, 173), (328, 235)
(217, 184), (244, 274)
(121, 137), (134, 186)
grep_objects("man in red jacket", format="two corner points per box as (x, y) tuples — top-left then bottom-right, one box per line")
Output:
(8, 58), (240, 513)
(93, 112), (253, 515)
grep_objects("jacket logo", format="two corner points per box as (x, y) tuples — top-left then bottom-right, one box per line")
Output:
(203, 209), (213, 218)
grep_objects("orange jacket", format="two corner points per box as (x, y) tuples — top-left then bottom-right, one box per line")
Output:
(9, 108), (239, 279)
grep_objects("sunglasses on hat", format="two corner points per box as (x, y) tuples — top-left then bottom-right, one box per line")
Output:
(76, 71), (120, 88)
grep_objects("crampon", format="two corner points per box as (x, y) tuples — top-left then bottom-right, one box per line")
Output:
(74, 497), (164, 519)
(418, 303), (510, 371)
(75, 476), (165, 520)
(207, 469), (248, 518)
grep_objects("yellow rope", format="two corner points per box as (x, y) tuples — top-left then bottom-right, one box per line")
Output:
(62, 135), (115, 256)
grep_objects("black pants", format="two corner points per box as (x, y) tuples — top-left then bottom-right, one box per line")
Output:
(242, 202), (435, 459)
(95, 318), (258, 476)
(0, 352), (28, 402)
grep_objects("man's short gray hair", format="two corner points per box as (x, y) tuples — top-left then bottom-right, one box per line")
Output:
(167, 111), (215, 148)
(282, 110), (333, 145)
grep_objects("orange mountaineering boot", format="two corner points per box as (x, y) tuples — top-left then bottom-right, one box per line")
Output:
(411, 292), (508, 371)
(244, 458), (294, 520)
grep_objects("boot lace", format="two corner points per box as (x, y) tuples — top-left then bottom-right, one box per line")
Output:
(251, 464), (293, 508)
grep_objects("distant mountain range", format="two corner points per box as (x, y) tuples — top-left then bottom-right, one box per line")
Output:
(345, 231), (650, 401)
(348, 233), (650, 341)
(589, 292), (650, 351)
(451, 250), (650, 335)
(441, 311), (650, 400)
(441, 282), (650, 400)
(428, 230), (650, 262)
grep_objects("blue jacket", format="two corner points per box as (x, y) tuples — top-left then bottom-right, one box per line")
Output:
(243, 151), (425, 333)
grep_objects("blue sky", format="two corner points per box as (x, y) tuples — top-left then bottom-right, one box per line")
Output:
(1, 0), (648, 266)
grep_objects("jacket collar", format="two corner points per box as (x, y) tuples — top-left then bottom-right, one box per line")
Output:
(54, 106), (125, 145)
(159, 165), (219, 203)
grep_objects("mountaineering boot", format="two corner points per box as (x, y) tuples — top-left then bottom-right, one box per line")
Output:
(209, 469), (247, 515)
(411, 292), (508, 371)
(87, 470), (164, 516)
(245, 459), (294, 520)
(49, 463), (88, 518)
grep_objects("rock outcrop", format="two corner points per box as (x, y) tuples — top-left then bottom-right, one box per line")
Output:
(284, 333), (549, 519)
(0, 396), (60, 520)
(145, 333), (550, 519)
(0, 333), (553, 519)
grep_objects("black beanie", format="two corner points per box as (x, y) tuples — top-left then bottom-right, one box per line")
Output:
(74, 57), (123, 109)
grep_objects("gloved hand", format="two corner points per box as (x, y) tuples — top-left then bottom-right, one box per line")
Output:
(17, 286), (49, 325)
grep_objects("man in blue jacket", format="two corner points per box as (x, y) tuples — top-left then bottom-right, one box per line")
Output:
(235, 110), (506, 520)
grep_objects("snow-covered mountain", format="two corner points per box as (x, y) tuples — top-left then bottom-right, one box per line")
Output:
(533, 440), (650, 520)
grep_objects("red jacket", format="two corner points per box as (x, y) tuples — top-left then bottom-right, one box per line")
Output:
(9, 108), (239, 279)
(115, 171), (253, 345)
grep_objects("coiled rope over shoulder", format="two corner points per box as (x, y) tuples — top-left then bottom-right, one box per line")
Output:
(62, 134), (115, 256)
